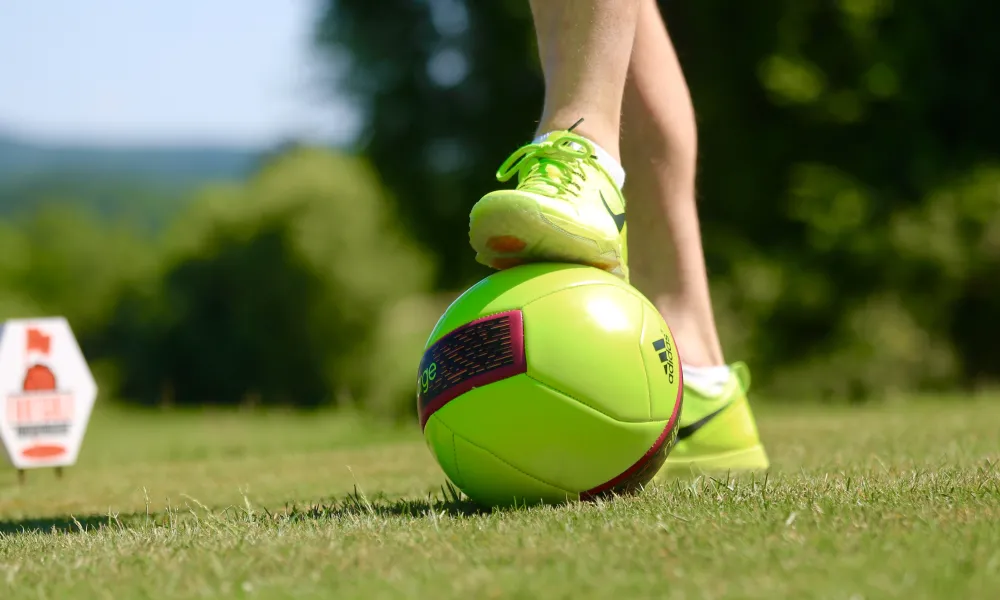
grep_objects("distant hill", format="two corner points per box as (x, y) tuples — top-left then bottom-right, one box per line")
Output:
(0, 133), (269, 230)
(0, 133), (261, 184)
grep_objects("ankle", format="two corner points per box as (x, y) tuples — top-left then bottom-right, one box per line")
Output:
(538, 112), (620, 151)
(682, 364), (731, 395)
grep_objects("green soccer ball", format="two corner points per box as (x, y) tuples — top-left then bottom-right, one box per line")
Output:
(417, 263), (683, 507)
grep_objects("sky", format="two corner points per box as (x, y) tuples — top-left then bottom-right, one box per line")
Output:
(0, 0), (359, 148)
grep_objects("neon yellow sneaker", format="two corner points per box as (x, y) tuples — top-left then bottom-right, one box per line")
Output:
(658, 362), (770, 477)
(469, 129), (629, 280)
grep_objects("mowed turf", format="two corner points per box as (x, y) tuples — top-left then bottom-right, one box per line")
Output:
(1, 397), (998, 600)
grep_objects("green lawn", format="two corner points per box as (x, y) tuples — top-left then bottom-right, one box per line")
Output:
(1, 397), (998, 599)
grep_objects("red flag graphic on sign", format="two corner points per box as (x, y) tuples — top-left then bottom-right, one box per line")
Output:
(26, 328), (51, 355)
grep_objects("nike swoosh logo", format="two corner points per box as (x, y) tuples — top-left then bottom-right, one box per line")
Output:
(600, 191), (626, 233)
(676, 402), (733, 441)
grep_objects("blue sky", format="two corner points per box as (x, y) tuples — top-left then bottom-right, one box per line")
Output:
(0, 0), (358, 147)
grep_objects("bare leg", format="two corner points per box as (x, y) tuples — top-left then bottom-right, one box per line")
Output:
(621, 0), (726, 368)
(530, 0), (641, 158)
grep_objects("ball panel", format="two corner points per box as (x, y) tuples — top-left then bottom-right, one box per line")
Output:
(637, 302), (684, 421)
(450, 427), (576, 506)
(431, 374), (670, 493)
(523, 284), (650, 422)
(423, 415), (462, 488)
(581, 417), (678, 500)
(417, 310), (525, 428)
(425, 263), (628, 347)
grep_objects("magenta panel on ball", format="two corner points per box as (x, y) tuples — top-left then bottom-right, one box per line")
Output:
(417, 310), (526, 428)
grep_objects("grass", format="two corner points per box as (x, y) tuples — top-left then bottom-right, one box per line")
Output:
(1, 397), (998, 599)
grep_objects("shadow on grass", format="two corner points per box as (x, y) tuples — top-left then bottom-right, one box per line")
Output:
(0, 514), (135, 535)
(281, 482), (490, 521)
(0, 483), (488, 536)
(282, 495), (492, 521)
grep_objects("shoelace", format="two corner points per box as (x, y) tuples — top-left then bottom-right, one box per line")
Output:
(494, 132), (594, 196)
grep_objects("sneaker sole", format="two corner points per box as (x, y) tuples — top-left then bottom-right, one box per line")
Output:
(469, 194), (627, 278)
(658, 444), (770, 478)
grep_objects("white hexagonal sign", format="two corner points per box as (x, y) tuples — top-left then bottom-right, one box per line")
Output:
(0, 317), (97, 469)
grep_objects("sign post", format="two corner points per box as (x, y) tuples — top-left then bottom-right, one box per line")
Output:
(0, 317), (97, 481)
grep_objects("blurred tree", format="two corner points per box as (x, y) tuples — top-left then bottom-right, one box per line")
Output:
(317, 0), (1000, 399)
(16, 208), (157, 338)
(0, 207), (153, 357)
(105, 147), (432, 408)
(110, 216), (341, 407)
(0, 220), (45, 321)
(315, 0), (541, 287)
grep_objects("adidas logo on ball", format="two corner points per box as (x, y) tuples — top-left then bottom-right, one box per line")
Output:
(652, 336), (676, 384)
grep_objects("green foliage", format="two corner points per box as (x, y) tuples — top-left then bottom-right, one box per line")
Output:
(0, 145), (431, 411)
(316, 0), (1000, 400)
(108, 218), (346, 408)
(314, 0), (540, 288)
(102, 147), (432, 408)
(0, 208), (153, 347)
(18, 208), (158, 336)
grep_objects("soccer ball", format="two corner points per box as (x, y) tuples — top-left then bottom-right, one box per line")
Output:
(417, 263), (683, 507)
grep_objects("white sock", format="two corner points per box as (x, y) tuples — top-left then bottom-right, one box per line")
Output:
(533, 131), (626, 189)
(681, 364), (731, 397)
